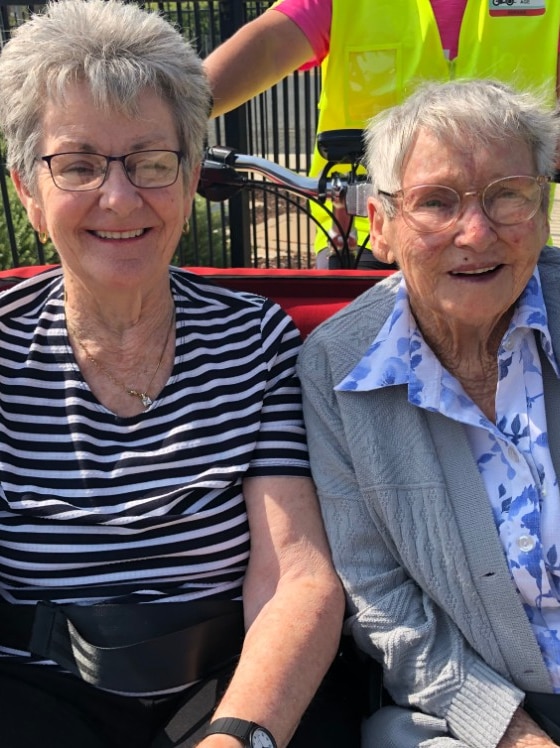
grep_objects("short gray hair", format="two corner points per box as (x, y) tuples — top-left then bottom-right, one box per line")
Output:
(0, 0), (211, 189)
(364, 79), (560, 218)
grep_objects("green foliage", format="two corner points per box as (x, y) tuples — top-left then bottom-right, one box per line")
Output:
(143, 2), (219, 57)
(0, 177), (59, 269)
(174, 194), (228, 267)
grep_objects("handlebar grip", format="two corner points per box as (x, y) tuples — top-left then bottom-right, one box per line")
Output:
(204, 145), (238, 166)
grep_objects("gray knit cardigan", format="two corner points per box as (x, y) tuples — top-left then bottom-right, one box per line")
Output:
(297, 246), (560, 748)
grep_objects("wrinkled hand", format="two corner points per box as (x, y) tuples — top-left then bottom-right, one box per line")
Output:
(498, 708), (558, 748)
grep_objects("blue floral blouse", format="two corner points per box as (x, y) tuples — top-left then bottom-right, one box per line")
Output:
(337, 269), (560, 690)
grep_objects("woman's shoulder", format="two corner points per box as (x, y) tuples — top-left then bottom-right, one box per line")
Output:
(170, 267), (271, 310)
(297, 272), (401, 386)
(538, 245), (560, 273)
(539, 247), (560, 327)
(0, 265), (63, 313)
(170, 267), (299, 342)
(538, 246), (560, 297)
(303, 272), (401, 348)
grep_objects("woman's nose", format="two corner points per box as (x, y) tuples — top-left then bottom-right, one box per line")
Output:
(97, 162), (143, 213)
(453, 194), (497, 248)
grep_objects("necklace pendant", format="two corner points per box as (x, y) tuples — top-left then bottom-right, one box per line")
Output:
(139, 393), (153, 408)
(128, 389), (153, 409)
(69, 305), (174, 414)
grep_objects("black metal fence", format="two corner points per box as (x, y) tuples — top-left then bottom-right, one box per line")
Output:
(0, 0), (321, 269)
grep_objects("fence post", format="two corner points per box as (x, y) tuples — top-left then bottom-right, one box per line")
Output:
(218, 0), (251, 267)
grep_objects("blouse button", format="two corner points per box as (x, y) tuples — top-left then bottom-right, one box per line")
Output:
(517, 534), (536, 552)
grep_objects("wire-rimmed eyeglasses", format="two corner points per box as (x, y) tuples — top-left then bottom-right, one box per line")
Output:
(377, 175), (549, 233)
(40, 150), (184, 191)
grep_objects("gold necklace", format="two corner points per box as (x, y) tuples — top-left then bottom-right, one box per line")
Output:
(68, 308), (175, 409)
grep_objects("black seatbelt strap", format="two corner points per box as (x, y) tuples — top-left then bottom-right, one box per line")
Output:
(1, 599), (244, 693)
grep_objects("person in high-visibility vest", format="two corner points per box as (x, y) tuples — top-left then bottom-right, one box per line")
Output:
(205, 0), (560, 269)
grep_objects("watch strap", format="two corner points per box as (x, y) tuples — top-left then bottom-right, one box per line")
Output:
(205, 717), (277, 747)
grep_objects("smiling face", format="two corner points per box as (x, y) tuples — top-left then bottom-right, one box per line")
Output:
(12, 81), (198, 297)
(369, 129), (550, 351)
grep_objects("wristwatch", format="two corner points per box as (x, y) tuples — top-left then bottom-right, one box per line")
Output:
(205, 718), (277, 748)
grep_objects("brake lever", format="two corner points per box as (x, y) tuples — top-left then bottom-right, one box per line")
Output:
(196, 160), (245, 202)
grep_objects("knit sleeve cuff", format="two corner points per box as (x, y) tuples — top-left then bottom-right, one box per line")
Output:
(446, 659), (524, 748)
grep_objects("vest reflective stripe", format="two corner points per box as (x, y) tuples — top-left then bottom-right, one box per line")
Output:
(310, 0), (559, 252)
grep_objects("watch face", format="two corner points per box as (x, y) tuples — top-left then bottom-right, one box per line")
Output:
(251, 727), (275, 748)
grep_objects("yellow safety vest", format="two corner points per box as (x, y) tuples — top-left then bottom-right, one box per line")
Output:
(311, 0), (559, 252)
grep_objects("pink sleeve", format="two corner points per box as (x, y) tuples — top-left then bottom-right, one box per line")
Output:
(270, 0), (331, 68)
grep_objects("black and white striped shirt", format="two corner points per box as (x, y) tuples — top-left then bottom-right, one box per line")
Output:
(0, 267), (309, 643)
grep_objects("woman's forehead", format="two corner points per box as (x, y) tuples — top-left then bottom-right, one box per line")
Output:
(402, 129), (535, 186)
(39, 83), (177, 151)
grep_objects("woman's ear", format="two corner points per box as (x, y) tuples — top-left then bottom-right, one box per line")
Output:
(10, 170), (45, 233)
(367, 197), (396, 266)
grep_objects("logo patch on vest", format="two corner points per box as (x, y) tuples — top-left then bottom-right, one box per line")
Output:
(489, 0), (545, 15)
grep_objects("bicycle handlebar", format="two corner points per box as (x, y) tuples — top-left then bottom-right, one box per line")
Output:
(198, 144), (370, 217)
(204, 145), (322, 199)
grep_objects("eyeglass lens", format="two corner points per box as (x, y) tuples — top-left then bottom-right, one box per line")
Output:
(401, 176), (544, 232)
(44, 150), (181, 191)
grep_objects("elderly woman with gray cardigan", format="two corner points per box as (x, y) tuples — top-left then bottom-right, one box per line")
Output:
(298, 79), (560, 748)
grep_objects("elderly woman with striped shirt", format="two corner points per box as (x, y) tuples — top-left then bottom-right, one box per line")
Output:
(0, 2), (344, 747)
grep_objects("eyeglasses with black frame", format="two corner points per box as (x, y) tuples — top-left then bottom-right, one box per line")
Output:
(40, 150), (184, 191)
(377, 175), (549, 233)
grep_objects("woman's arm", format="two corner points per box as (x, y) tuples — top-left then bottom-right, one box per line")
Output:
(498, 708), (556, 748)
(203, 10), (314, 118)
(200, 474), (344, 748)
